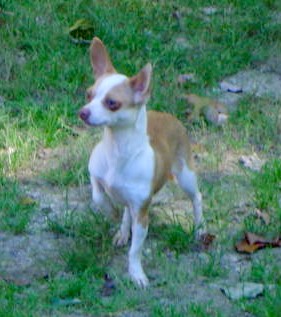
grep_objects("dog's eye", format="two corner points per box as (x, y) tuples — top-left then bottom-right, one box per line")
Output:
(105, 98), (121, 111)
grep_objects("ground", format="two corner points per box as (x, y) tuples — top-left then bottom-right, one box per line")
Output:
(0, 1), (281, 316)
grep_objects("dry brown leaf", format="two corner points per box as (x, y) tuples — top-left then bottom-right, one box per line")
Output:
(69, 19), (94, 44)
(235, 239), (262, 253)
(200, 233), (216, 250)
(236, 232), (281, 254)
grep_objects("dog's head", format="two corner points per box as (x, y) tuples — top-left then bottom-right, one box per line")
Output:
(79, 37), (152, 127)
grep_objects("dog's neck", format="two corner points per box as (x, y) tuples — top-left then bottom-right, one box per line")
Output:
(103, 105), (149, 157)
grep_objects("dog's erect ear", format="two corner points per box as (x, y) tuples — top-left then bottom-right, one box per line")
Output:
(130, 63), (152, 105)
(90, 37), (116, 79)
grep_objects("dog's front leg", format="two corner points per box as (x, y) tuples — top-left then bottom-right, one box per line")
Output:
(90, 176), (114, 217)
(128, 205), (149, 287)
(113, 207), (131, 247)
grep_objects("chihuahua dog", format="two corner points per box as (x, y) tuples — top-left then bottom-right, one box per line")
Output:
(79, 37), (205, 287)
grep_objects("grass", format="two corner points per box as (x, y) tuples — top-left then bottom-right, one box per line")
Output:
(152, 303), (224, 317)
(41, 132), (93, 186)
(151, 222), (195, 254)
(195, 251), (227, 278)
(1, 0), (280, 173)
(0, 0), (281, 316)
(48, 210), (114, 276)
(242, 287), (281, 317)
(0, 177), (36, 233)
(227, 96), (281, 153)
(242, 159), (281, 236)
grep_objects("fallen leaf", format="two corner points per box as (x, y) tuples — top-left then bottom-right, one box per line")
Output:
(200, 233), (216, 250)
(69, 19), (94, 44)
(235, 238), (263, 253)
(235, 232), (281, 254)
(221, 282), (264, 300)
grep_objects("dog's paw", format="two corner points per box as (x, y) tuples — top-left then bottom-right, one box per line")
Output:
(195, 221), (207, 240)
(113, 230), (130, 247)
(195, 227), (207, 240)
(129, 269), (149, 288)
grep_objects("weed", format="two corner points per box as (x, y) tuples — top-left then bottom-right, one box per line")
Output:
(228, 96), (281, 153)
(242, 286), (281, 317)
(0, 177), (36, 233)
(248, 252), (281, 284)
(243, 159), (281, 236)
(41, 133), (92, 186)
(0, 280), (44, 317)
(195, 251), (226, 279)
(1, 0), (280, 177)
(48, 210), (114, 276)
(253, 159), (281, 211)
(151, 222), (195, 255)
(152, 304), (187, 317)
(189, 303), (224, 317)
(152, 302), (224, 317)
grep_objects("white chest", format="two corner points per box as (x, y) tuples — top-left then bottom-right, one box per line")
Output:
(90, 141), (155, 207)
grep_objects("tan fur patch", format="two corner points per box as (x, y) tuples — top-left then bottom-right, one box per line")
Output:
(147, 111), (193, 193)
(104, 80), (134, 109)
(137, 202), (150, 227)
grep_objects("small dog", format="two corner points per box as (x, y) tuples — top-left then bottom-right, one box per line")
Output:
(79, 37), (205, 287)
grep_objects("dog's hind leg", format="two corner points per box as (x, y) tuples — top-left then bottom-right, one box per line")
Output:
(173, 159), (205, 237)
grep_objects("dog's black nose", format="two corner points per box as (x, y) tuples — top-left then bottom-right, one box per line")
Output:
(79, 108), (90, 122)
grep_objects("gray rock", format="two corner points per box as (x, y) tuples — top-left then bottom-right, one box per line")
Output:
(221, 282), (264, 300)
(223, 70), (281, 100)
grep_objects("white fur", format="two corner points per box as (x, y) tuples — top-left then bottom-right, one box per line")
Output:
(89, 104), (154, 207)
(128, 220), (149, 287)
(88, 103), (154, 286)
(85, 74), (127, 126)
(172, 161), (205, 235)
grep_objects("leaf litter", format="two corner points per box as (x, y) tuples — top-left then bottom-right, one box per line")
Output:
(235, 232), (281, 254)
